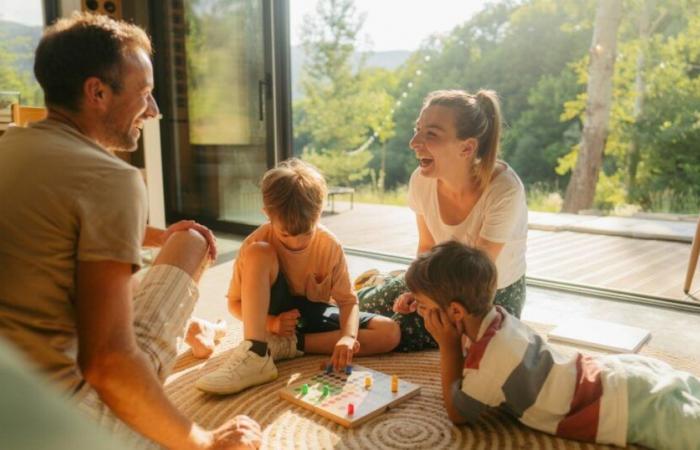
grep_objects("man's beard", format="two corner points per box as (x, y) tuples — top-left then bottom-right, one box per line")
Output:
(102, 118), (138, 152)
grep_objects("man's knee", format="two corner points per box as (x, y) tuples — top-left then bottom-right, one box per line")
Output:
(155, 229), (209, 276)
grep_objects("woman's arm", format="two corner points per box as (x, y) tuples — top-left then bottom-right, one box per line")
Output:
(416, 214), (436, 256)
(474, 237), (505, 263)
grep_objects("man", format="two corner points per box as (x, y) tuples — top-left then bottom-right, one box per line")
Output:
(0, 13), (261, 449)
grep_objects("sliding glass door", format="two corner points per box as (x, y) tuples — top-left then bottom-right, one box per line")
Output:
(150, 0), (291, 233)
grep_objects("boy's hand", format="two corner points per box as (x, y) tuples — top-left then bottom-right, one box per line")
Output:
(423, 308), (462, 348)
(392, 292), (417, 314)
(267, 309), (300, 337)
(330, 335), (359, 371)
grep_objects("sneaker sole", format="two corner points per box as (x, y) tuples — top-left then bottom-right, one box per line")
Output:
(196, 368), (279, 395)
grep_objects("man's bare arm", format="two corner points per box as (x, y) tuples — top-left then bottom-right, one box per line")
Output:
(75, 260), (212, 450)
(143, 226), (166, 247)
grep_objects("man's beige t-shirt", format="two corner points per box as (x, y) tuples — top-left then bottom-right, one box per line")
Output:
(0, 119), (147, 392)
(228, 223), (358, 308)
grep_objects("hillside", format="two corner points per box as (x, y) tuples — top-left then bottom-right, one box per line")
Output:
(291, 46), (410, 99)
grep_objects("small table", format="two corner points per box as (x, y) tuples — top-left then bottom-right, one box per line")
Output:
(327, 187), (355, 214)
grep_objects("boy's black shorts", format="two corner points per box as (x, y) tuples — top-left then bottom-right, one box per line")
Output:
(268, 272), (378, 334)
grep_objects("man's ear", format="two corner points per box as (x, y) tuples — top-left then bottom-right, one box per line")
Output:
(82, 77), (110, 109)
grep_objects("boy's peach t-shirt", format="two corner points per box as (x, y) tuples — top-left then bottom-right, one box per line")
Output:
(227, 223), (358, 307)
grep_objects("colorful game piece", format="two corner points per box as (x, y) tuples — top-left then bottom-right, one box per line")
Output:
(280, 364), (421, 428)
(325, 363), (333, 374)
(391, 375), (399, 393)
(301, 384), (309, 395)
(345, 365), (353, 375)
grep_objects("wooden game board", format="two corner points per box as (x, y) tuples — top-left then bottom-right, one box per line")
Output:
(279, 364), (421, 428)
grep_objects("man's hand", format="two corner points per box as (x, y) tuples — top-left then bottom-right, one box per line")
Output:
(163, 220), (217, 260)
(205, 415), (261, 450)
(330, 335), (359, 371)
(392, 292), (417, 314)
(423, 308), (462, 348)
(266, 309), (300, 337)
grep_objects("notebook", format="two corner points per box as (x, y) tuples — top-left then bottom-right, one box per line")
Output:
(547, 318), (651, 353)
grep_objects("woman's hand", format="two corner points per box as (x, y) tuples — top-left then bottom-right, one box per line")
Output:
(392, 292), (418, 314)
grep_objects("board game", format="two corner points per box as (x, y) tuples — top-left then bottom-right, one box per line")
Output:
(279, 364), (421, 428)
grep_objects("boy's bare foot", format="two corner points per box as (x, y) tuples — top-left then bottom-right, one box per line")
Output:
(185, 318), (227, 358)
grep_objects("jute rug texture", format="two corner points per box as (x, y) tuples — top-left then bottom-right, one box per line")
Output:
(162, 319), (700, 450)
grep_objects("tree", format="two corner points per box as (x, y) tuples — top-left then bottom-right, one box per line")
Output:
(294, 0), (396, 187)
(563, 0), (623, 212)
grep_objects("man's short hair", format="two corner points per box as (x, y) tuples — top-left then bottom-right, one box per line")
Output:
(34, 12), (152, 111)
(405, 241), (497, 317)
(261, 158), (327, 236)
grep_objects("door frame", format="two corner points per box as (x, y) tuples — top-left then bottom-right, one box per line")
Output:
(149, 0), (292, 235)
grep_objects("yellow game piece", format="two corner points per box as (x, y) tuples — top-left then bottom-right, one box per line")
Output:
(364, 375), (372, 389)
(391, 375), (399, 393)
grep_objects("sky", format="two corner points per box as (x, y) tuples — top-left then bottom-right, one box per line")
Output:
(0, 1), (44, 26)
(290, 0), (490, 52)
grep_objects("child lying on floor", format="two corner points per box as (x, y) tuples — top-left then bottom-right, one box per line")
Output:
(196, 158), (400, 395)
(404, 240), (700, 449)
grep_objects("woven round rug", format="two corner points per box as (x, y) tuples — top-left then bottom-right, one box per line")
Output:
(165, 322), (650, 450)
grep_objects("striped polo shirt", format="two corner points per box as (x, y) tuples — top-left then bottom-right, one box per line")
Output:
(453, 306), (628, 446)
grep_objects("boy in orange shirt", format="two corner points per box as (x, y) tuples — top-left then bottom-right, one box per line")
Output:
(197, 159), (401, 394)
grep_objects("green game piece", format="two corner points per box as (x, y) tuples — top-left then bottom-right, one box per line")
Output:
(323, 384), (330, 396)
(301, 384), (309, 395)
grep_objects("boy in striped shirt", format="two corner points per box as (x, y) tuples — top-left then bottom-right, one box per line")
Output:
(405, 240), (700, 449)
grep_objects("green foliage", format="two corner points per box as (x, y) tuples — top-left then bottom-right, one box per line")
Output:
(294, 0), (700, 214)
(295, 0), (396, 156)
(0, 20), (43, 106)
(185, 1), (266, 144)
(302, 147), (372, 186)
(556, 1), (700, 211)
(353, 184), (409, 206)
(526, 183), (563, 212)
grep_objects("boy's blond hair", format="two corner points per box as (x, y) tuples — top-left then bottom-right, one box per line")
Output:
(405, 241), (497, 317)
(261, 158), (327, 235)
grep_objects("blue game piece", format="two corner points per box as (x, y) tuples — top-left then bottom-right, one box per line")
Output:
(345, 365), (353, 375)
(325, 363), (333, 374)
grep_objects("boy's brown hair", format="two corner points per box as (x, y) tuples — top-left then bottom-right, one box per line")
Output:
(405, 241), (497, 317)
(261, 158), (327, 235)
(34, 12), (152, 111)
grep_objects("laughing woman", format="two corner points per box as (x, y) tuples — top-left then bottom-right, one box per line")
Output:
(359, 89), (528, 352)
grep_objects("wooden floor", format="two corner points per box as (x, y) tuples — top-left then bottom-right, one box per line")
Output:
(320, 202), (700, 302)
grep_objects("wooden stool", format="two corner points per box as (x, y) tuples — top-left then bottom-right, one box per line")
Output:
(684, 216), (700, 294)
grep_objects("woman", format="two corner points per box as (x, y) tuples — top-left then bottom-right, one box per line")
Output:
(360, 89), (528, 352)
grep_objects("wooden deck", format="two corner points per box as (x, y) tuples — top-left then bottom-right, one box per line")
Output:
(320, 202), (700, 303)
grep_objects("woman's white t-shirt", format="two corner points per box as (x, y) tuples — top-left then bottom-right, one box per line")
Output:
(407, 163), (528, 289)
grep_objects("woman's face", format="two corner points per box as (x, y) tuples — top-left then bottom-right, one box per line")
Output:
(409, 105), (472, 178)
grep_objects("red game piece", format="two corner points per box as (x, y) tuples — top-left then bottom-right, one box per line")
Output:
(347, 403), (354, 415)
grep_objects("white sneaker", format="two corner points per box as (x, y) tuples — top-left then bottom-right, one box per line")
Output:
(267, 334), (304, 361)
(195, 340), (278, 394)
